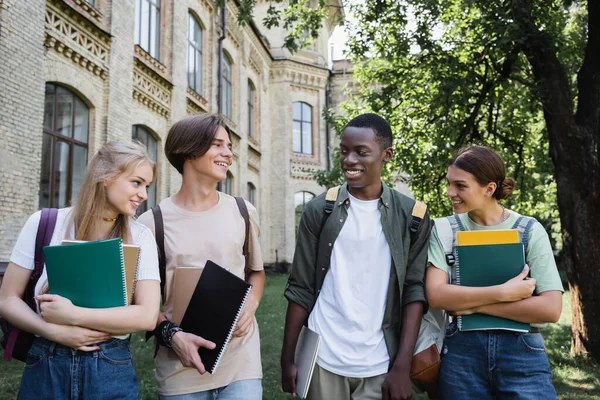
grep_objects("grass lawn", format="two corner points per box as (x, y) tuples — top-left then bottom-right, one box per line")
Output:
(1, 275), (599, 399)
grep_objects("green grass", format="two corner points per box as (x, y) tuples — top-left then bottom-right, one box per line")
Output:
(1, 276), (599, 399)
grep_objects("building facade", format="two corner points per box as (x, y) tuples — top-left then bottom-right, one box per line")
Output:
(0, 0), (346, 276)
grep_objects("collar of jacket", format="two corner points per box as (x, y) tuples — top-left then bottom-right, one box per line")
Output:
(336, 182), (392, 209)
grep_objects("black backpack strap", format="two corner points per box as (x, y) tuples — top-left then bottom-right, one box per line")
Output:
(409, 201), (427, 240)
(152, 205), (166, 299)
(26, 208), (58, 309)
(234, 197), (250, 258)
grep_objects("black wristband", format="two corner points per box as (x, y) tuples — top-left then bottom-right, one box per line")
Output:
(157, 320), (182, 348)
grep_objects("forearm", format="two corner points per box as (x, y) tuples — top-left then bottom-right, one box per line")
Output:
(281, 302), (309, 365)
(0, 296), (56, 338)
(428, 282), (507, 311)
(477, 291), (562, 324)
(391, 301), (423, 371)
(247, 269), (266, 309)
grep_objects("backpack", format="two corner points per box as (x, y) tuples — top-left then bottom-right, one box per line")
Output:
(0, 208), (58, 362)
(318, 187), (440, 396)
(146, 198), (251, 348)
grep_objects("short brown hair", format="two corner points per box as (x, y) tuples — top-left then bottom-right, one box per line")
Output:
(165, 114), (229, 174)
(449, 145), (515, 200)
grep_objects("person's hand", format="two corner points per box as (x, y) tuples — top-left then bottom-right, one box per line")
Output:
(500, 265), (536, 302)
(47, 323), (111, 351)
(38, 294), (80, 325)
(281, 360), (298, 396)
(382, 365), (413, 400)
(171, 331), (216, 374)
(233, 296), (259, 338)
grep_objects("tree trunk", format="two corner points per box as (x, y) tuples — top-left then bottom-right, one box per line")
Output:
(512, 0), (600, 362)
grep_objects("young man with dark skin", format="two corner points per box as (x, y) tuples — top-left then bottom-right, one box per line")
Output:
(281, 113), (432, 400)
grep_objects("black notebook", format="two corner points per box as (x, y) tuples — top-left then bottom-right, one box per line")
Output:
(179, 260), (252, 374)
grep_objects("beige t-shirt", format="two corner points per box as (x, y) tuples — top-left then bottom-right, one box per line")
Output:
(137, 193), (264, 396)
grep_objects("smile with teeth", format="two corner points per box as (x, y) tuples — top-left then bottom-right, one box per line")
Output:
(452, 200), (463, 205)
(215, 162), (229, 168)
(345, 170), (362, 175)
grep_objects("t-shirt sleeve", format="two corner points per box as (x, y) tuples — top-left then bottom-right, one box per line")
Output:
(133, 222), (160, 282)
(527, 221), (564, 294)
(246, 202), (264, 272)
(9, 211), (42, 271)
(428, 224), (449, 273)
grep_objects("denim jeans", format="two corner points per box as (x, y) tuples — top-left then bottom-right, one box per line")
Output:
(18, 336), (139, 400)
(158, 379), (262, 400)
(438, 322), (556, 400)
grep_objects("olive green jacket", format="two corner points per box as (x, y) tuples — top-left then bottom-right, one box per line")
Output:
(285, 183), (432, 366)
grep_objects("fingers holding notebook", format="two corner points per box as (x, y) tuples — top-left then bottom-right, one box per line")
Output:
(37, 294), (78, 325)
(171, 331), (216, 374)
(233, 297), (259, 338)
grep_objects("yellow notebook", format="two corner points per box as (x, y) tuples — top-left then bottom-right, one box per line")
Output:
(456, 229), (519, 246)
(62, 240), (140, 305)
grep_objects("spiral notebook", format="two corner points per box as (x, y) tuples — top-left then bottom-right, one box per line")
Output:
(456, 241), (530, 332)
(44, 238), (127, 308)
(179, 260), (252, 374)
(62, 240), (140, 305)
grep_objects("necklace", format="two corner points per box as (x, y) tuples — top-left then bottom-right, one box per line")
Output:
(468, 205), (509, 224)
(102, 216), (119, 222)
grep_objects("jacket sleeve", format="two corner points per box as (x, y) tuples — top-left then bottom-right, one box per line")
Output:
(284, 199), (322, 312)
(403, 209), (433, 310)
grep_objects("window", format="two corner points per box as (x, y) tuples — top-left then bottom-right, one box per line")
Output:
(84, 0), (95, 6)
(247, 80), (255, 138)
(134, 0), (161, 60)
(221, 53), (232, 118)
(40, 84), (89, 208)
(247, 182), (256, 205)
(187, 13), (203, 95)
(132, 125), (158, 216)
(292, 102), (313, 155)
(217, 171), (233, 195)
(295, 191), (315, 234)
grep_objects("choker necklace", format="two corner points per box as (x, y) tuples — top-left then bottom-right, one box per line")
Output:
(102, 216), (119, 222)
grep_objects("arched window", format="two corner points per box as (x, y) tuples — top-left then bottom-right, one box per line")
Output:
(247, 182), (256, 205)
(292, 102), (312, 155)
(40, 83), (90, 208)
(187, 13), (203, 95)
(134, 0), (161, 60)
(132, 125), (158, 215)
(248, 80), (256, 138)
(295, 191), (315, 234)
(221, 53), (233, 118)
(217, 171), (233, 195)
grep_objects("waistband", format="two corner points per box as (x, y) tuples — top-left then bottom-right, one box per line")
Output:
(32, 336), (130, 357)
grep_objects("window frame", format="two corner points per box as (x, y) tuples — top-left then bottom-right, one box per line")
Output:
(40, 83), (90, 209)
(247, 182), (256, 205)
(134, 0), (161, 60)
(292, 101), (313, 155)
(132, 125), (158, 216)
(247, 80), (256, 138)
(187, 13), (203, 95)
(221, 52), (233, 119)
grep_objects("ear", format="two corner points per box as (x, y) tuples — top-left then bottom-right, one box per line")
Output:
(485, 182), (497, 197)
(382, 147), (393, 163)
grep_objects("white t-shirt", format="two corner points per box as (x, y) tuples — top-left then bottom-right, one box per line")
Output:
(10, 207), (160, 314)
(308, 193), (392, 378)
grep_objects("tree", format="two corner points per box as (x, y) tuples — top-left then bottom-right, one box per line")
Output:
(328, 0), (598, 362)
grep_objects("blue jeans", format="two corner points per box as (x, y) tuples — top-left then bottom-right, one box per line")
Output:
(438, 323), (556, 400)
(158, 379), (262, 400)
(18, 336), (139, 400)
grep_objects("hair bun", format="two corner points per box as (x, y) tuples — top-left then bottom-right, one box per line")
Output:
(495, 177), (515, 200)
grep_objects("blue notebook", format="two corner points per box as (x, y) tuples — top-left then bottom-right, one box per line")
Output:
(456, 242), (530, 332)
(43, 238), (127, 308)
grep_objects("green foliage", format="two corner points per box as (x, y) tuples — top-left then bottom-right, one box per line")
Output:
(223, 0), (335, 53)
(320, 0), (588, 247)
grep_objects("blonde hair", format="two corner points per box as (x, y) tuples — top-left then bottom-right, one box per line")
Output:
(69, 140), (157, 244)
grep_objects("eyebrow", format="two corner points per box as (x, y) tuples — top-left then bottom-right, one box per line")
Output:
(132, 176), (149, 184)
(446, 177), (467, 183)
(213, 138), (233, 147)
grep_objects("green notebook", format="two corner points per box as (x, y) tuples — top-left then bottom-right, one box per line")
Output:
(456, 242), (530, 332)
(44, 238), (127, 308)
